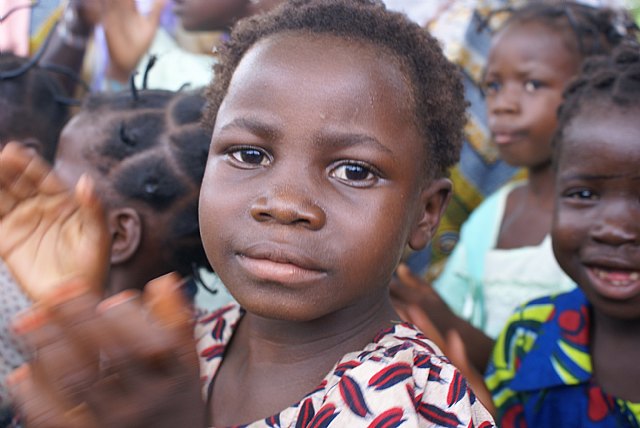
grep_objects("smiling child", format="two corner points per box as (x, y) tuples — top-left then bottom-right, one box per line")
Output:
(0, 0), (494, 427)
(486, 44), (640, 427)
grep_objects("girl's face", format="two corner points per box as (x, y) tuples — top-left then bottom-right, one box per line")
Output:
(173, 0), (248, 31)
(199, 33), (446, 322)
(483, 21), (580, 170)
(552, 104), (640, 321)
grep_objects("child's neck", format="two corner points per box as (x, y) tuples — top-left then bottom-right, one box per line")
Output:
(209, 291), (399, 425)
(526, 162), (555, 204)
(592, 310), (640, 402)
(496, 163), (555, 249)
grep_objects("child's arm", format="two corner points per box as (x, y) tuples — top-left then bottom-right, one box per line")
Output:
(391, 264), (495, 373)
(0, 142), (110, 300)
(101, 0), (167, 83)
(8, 274), (206, 427)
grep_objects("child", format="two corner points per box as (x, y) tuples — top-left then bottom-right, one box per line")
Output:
(486, 44), (640, 427)
(0, 0), (495, 426)
(394, 2), (638, 374)
(52, 88), (212, 297)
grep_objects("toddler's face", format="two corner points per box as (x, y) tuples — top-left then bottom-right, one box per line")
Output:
(483, 21), (579, 169)
(552, 104), (640, 320)
(199, 33), (440, 322)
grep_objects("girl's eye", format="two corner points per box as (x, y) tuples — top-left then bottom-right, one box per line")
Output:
(482, 80), (501, 96)
(229, 148), (270, 166)
(565, 188), (598, 200)
(524, 80), (543, 92)
(330, 162), (378, 187)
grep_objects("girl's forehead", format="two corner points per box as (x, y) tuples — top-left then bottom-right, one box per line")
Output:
(225, 32), (415, 117)
(558, 104), (640, 167)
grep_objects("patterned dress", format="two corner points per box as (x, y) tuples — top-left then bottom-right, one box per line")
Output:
(196, 305), (495, 428)
(486, 288), (640, 427)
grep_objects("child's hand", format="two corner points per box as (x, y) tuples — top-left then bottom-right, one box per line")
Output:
(390, 263), (496, 408)
(0, 143), (110, 300)
(101, 0), (167, 80)
(8, 273), (205, 427)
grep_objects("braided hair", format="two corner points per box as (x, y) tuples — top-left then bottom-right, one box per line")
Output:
(77, 89), (212, 276)
(0, 53), (70, 162)
(554, 43), (640, 155)
(205, 0), (466, 179)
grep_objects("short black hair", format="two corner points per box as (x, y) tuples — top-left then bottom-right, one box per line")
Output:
(0, 53), (70, 162)
(80, 89), (212, 275)
(554, 43), (640, 157)
(204, 0), (466, 179)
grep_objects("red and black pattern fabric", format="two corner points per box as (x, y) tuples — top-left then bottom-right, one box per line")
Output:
(196, 304), (494, 427)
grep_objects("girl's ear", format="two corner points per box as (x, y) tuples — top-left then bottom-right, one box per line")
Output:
(107, 207), (142, 265)
(408, 178), (452, 251)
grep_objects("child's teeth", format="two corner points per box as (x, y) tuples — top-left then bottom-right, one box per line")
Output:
(594, 269), (640, 286)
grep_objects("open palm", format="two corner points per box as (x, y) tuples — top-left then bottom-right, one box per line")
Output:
(0, 143), (110, 300)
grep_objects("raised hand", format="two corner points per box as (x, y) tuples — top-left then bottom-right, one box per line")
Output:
(0, 143), (110, 300)
(101, 0), (168, 80)
(8, 274), (205, 428)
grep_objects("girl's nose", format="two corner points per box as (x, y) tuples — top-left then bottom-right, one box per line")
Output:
(590, 201), (640, 246)
(250, 185), (326, 231)
(490, 84), (520, 115)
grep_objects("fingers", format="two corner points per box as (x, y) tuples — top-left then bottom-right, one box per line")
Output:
(445, 330), (496, 416)
(0, 142), (67, 202)
(143, 273), (193, 335)
(148, 0), (168, 24)
(96, 290), (177, 377)
(405, 304), (447, 352)
(396, 263), (426, 289)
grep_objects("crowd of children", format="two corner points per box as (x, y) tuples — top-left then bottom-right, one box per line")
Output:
(0, 0), (639, 427)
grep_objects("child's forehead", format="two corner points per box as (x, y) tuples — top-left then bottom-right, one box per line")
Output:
(557, 103), (640, 166)
(227, 32), (416, 118)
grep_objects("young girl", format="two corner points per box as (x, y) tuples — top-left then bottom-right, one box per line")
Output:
(394, 2), (637, 373)
(486, 44), (640, 428)
(0, 0), (494, 426)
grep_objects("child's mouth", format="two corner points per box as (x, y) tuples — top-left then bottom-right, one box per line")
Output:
(586, 266), (640, 300)
(236, 253), (326, 285)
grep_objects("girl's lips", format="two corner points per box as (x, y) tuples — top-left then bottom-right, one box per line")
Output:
(586, 266), (640, 300)
(236, 254), (326, 285)
(492, 131), (522, 145)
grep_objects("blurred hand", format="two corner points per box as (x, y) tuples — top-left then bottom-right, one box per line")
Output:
(391, 264), (496, 417)
(101, 0), (168, 80)
(0, 143), (110, 300)
(8, 273), (205, 427)
(68, 0), (103, 30)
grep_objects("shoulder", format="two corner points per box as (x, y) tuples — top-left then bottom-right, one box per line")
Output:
(319, 323), (495, 427)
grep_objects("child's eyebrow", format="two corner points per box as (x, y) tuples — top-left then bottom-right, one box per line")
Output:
(219, 117), (281, 141)
(560, 172), (640, 181)
(313, 131), (395, 157)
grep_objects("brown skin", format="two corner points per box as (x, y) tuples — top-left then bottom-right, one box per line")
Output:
(484, 22), (581, 250)
(54, 112), (183, 296)
(392, 21), (583, 374)
(8, 274), (203, 428)
(0, 142), (204, 427)
(0, 143), (110, 300)
(1, 30), (452, 425)
(552, 104), (640, 401)
(173, 0), (285, 31)
(199, 33), (451, 425)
